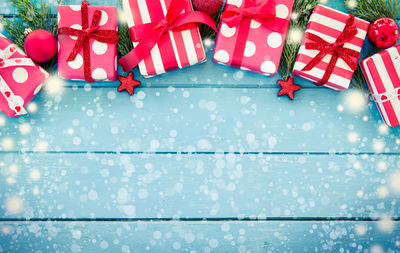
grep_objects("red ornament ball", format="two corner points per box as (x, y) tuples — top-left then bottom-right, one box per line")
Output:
(368, 17), (399, 49)
(192, 0), (224, 15)
(24, 30), (57, 63)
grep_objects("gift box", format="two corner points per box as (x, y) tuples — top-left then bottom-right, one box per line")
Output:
(361, 45), (400, 127)
(293, 5), (369, 91)
(213, 0), (293, 76)
(0, 34), (48, 117)
(120, 0), (208, 78)
(57, 1), (119, 82)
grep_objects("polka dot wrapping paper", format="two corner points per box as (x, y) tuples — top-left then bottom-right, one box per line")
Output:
(0, 34), (48, 118)
(57, 4), (118, 81)
(213, 0), (294, 76)
(292, 5), (369, 91)
(361, 45), (400, 127)
(122, 0), (206, 78)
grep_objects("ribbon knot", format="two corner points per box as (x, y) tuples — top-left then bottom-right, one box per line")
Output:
(301, 14), (360, 86)
(58, 1), (119, 83)
(220, 0), (286, 31)
(118, 0), (217, 72)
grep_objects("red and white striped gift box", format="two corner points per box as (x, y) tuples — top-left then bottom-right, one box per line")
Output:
(122, 0), (206, 78)
(361, 45), (400, 128)
(293, 5), (369, 91)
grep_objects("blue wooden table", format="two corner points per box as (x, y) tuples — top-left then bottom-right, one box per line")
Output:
(1, 0), (400, 252)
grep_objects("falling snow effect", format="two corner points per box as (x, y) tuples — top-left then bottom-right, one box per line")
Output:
(0, 16), (399, 251)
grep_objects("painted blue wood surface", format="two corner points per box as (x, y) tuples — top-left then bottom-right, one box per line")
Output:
(0, 0), (399, 251)
(0, 221), (399, 252)
(1, 153), (400, 218)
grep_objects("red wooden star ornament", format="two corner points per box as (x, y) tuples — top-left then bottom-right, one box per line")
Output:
(117, 72), (141, 96)
(277, 76), (302, 100)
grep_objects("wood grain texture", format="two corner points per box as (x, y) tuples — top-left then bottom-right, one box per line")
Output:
(1, 153), (399, 218)
(0, 221), (399, 252)
(1, 87), (399, 153)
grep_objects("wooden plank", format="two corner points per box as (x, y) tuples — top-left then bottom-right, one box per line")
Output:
(1, 153), (399, 218)
(0, 221), (398, 252)
(0, 87), (398, 153)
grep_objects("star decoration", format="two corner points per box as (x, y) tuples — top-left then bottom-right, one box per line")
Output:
(277, 76), (302, 100)
(117, 72), (141, 96)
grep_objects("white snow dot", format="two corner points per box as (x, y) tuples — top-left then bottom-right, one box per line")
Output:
(209, 239), (219, 248)
(6, 196), (23, 214)
(138, 189), (148, 199)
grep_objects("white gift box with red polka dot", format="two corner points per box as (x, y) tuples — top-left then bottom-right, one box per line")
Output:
(0, 34), (48, 118)
(122, 0), (207, 78)
(57, 4), (118, 81)
(293, 5), (369, 91)
(213, 0), (294, 76)
(361, 45), (400, 128)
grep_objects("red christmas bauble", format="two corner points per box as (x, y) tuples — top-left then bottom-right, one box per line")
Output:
(192, 0), (224, 15)
(368, 17), (399, 49)
(24, 30), (57, 63)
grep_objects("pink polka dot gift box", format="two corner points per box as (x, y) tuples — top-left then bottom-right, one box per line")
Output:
(293, 5), (369, 91)
(361, 45), (400, 128)
(0, 34), (48, 118)
(57, 1), (119, 83)
(213, 0), (293, 76)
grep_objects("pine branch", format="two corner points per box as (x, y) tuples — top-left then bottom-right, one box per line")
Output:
(278, 0), (319, 80)
(117, 0), (134, 57)
(345, 0), (400, 21)
(0, 0), (62, 70)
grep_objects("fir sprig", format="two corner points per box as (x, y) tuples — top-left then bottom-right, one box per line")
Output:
(117, 0), (134, 56)
(345, 0), (400, 22)
(279, 0), (319, 79)
(1, 0), (62, 70)
(346, 0), (400, 93)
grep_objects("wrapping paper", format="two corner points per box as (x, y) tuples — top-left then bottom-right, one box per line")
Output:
(122, 0), (206, 78)
(361, 45), (400, 127)
(213, 0), (293, 76)
(58, 4), (118, 81)
(293, 5), (369, 91)
(0, 34), (48, 117)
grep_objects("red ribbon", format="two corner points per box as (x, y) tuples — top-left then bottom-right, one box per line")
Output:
(118, 0), (218, 72)
(58, 0), (119, 83)
(221, 0), (287, 31)
(301, 14), (360, 86)
(220, 0), (289, 68)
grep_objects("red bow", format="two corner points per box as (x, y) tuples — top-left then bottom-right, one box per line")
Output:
(221, 0), (287, 32)
(58, 0), (119, 83)
(118, 0), (217, 72)
(301, 14), (360, 85)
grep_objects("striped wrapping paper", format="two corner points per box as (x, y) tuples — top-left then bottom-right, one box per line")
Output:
(361, 45), (400, 128)
(122, 0), (206, 78)
(293, 5), (369, 91)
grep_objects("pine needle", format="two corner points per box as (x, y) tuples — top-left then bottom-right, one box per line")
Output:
(0, 0), (62, 70)
(279, 0), (319, 79)
(117, 0), (133, 56)
(345, 0), (400, 22)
